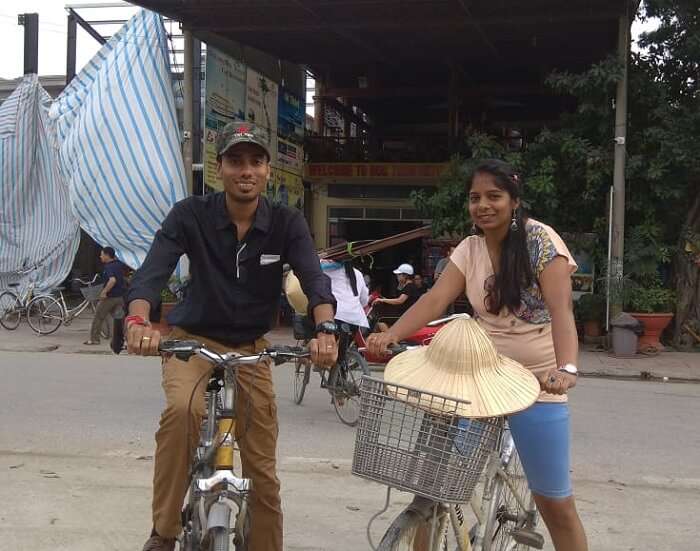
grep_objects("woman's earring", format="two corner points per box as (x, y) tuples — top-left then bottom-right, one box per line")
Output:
(471, 223), (478, 235)
(510, 209), (518, 232)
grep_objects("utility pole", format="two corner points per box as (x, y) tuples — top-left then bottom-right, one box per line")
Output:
(610, 9), (630, 315)
(182, 29), (194, 195)
(66, 12), (77, 83)
(19, 13), (39, 75)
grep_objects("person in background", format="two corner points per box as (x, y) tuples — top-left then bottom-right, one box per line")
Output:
(433, 245), (455, 281)
(366, 281), (383, 311)
(321, 259), (369, 350)
(413, 273), (428, 295)
(84, 246), (125, 345)
(372, 263), (419, 332)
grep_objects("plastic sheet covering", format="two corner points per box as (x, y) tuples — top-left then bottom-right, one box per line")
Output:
(49, 9), (187, 270)
(0, 74), (80, 293)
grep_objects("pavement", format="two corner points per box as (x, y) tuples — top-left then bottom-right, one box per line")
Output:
(1, 312), (698, 382)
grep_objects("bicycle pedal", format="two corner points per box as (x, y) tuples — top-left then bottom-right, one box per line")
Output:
(512, 528), (544, 549)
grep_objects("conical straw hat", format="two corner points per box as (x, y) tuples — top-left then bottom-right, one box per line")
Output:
(284, 270), (308, 314)
(384, 315), (539, 418)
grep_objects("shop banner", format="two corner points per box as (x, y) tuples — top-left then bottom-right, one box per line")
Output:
(277, 137), (303, 174)
(267, 167), (304, 210)
(204, 47), (247, 190)
(278, 87), (304, 143)
(305, 163), (447, 180)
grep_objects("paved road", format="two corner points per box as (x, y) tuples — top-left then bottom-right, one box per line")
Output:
(1, 350), (698, 550)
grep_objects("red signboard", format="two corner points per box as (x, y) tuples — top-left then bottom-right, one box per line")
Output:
(305, 163), (447, 180)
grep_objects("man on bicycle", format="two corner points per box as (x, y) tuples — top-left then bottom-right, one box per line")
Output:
(125, 121), (338, 551)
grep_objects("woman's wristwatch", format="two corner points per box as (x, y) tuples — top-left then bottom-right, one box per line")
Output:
(558, 363), (578, 376)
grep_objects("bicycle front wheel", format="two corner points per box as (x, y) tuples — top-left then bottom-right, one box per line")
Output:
(0, 291), (21, 330)
(482, 448), (541, 551)
(292, 357), (311, 405)
(377, 503), (450, 551)
(27, 295), (64, 335)
(330, 349), (370, 426)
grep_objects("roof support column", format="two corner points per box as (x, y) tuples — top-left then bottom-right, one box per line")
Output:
(183, 28), (194, 195)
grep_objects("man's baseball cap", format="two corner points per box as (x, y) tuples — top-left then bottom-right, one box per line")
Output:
(393, 263), (414, 276)
(216, 121), (271, 160)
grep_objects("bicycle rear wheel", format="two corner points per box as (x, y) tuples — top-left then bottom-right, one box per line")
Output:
(482, 448), (541, 551)
(292, 357), (311, 405)
(27, 295), (64, 335)
(0, 291), (21, 330)
(330, 349), (370, 426)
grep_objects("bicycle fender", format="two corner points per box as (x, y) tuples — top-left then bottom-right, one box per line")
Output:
(207, 501), (232, 529)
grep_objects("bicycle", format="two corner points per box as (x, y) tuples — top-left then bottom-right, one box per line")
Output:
(0, 266), (55, 333)
(352, 350), (543, 551)
(290, 316), (370, 426)
(157, 339), (310, 551)
(26, 275), (114, 337)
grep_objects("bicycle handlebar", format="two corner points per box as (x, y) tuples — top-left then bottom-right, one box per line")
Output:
(158, 339), (310, 366)
(73, 274), (100, 286)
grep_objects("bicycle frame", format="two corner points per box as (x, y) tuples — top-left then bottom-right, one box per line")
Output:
(166, 341), (308, 550)
(57, 291), (93, 325)
(468, 428), (538, 551)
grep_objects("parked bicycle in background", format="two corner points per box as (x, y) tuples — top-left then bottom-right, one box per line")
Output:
(26, 275), (113, 336)
(0, 266), (56, 333)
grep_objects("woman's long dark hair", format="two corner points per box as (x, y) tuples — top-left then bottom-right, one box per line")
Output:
(344, 261), (358, 296)
(470, 159), (533, 315)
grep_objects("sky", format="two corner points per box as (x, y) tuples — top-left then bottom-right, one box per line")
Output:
(1, 1), (658, 80)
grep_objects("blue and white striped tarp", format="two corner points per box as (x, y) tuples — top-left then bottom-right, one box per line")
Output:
(49, 9), (187, 270)
(0, 74), (80, 293)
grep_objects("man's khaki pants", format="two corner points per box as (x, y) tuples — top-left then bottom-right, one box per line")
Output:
(90, 297), (123, 342)
(152, 327), (282, 551)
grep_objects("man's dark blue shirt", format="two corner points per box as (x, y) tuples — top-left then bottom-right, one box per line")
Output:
(127, 194), (335, 345)
(102, 260), (126, 298)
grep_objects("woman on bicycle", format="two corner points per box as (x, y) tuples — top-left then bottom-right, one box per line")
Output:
(368, 159), (587, 551)
(321, 259), (369, 351)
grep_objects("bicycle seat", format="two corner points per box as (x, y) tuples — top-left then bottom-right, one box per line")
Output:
(53, 286), (66, 292)
(8, 282), (20, 288)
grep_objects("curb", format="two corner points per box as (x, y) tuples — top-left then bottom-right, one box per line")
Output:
(579, 371), (700, 384)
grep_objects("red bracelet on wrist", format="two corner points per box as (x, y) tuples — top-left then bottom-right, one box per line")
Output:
(125, 315), (149, 328)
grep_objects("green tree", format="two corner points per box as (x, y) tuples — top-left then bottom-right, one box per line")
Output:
(413, 0), (699, 341)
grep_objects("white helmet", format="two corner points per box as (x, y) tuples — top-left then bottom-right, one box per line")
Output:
(393, 263), (414, 276)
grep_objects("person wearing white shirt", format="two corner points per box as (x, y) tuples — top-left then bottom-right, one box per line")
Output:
(320, 260), (370, 329)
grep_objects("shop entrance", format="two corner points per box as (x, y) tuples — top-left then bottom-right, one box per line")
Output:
(331, 218), (425, 297)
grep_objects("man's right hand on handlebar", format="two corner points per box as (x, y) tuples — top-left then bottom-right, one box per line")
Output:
(366, 330), (400, 357)
(125, 315), (161, 356)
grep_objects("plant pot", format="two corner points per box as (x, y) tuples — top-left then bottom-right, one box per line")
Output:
(153, 302), (177, 335)
(583, 320), (602, 338)
(630, 312), (673, 352)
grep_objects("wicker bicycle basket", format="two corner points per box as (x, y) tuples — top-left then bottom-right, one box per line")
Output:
(79, 283), (105, 302)
(352, 376), (502, 504)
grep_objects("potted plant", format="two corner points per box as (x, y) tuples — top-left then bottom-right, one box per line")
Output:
(626, 280), (675, 352)
(575, 293), (606, 338)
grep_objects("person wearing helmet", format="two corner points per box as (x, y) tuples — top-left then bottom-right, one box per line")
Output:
(372, 263), (419, 332)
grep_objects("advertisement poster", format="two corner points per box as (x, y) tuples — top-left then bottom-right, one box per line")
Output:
(246, 67), (278, 165)
(276, 137), (303, 174)
(204, 47), (246, 190)
(266, 167), (304, 210)
(278, 87), (304, 143)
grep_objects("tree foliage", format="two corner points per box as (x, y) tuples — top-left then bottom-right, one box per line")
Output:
(413, 0), (700, 340)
